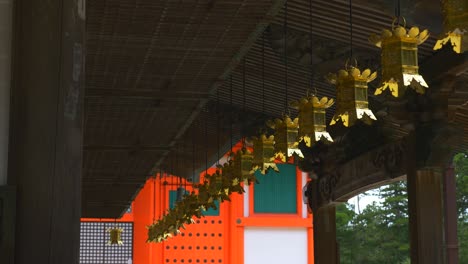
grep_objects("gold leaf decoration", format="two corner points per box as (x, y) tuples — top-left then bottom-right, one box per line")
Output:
(328, 66), (377, 127)
(147, 153), (255, 243)
(291, 93), (334, 147)
(369, 19), (429, 97)
(434, 0), (467, 53)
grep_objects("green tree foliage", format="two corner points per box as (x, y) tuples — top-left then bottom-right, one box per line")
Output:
(454, 153), (468, 262)
(336, 154), (468, 263)
(454, 153), (468, 220)
(336, 182), (409, 264)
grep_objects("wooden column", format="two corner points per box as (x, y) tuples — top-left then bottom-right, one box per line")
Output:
(8, 0), (85, 263)
(407, 168), (444, 264)
(0, 0), (13, 186)
(313, 206), (339, 264)
(444, 163), (459, 264)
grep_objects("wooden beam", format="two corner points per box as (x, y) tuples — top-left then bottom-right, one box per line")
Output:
(420, 46), (468, 83)
(85, 88), (211, 101)
(83, 145), (170, 151)
(332, 141), (406, 204)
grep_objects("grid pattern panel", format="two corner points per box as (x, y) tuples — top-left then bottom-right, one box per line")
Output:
(254, 164), (297, 214)
(163, 217), (225, 264)
(80, 222), (133, 264)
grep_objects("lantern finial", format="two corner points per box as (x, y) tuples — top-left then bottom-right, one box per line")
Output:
(327, 66), (377, 127)
(291, 94), (334, 147)
(369, 18), (429, 97)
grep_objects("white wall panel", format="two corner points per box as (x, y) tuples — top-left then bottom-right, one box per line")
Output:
(244, 227), (308, 264)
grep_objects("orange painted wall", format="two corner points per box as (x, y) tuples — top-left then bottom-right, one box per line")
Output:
(81, 141), (315, 264)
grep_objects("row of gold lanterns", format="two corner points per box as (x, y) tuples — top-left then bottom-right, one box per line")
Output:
(248, 18), (435, 171)
(226, 8), (466, 177)
(148, 4), (466, 243)
(248, 2), (432, 172)
(211, 3), (464, 181)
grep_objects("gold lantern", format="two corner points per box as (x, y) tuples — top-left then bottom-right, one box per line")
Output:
(434, 0), (467, 54)
(251, 134), (279, 174)
(233, 148), (255, 183)
(290, 94), (334, 147)
(221, 158), (235, 179)
(107, 226), (124, 245)
(327, 66), (377, 127)
(267, 116), (304, 162)
(369, 20), (429, 97)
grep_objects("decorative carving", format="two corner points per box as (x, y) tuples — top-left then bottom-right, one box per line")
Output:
(318, 170), (341, 203)
(300, 137), (343, 210)
(372, 142), (406, 177)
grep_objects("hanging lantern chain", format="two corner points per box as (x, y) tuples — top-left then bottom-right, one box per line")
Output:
(395, 0), (401, 18)
(216, 88), (220, 166)
(230, 75), (233, 152)
(309, 0), (317, 96)
(349, 0), (354, 61)
(177, 145), (181, 187)
(262, 31), (265, 115)
(309, 0), (313, 85)
(242, 59), (246, 113)
(183, 141), (187, 189)
(192, 124), (196, 182)
(205, 108), (208, 176)
(284, 0), (289, 113)
(154, 169), (159, 221)
(171, 150), (174, 181)
(242, 58), (246, 147)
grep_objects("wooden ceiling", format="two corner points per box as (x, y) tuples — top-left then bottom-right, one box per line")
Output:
(83, 0), (468, 218)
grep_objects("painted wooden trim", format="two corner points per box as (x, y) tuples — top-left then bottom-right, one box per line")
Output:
(236, 216), (313, 227)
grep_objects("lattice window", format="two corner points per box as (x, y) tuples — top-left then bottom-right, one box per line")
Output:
(254, 163), (297, 214)
(79, 222), (133, 264)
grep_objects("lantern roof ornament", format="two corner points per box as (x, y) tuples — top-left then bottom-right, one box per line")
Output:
(290, 94), (334, 147)
(327, 65), (377, 127)
(369, 19), (429, 97)
(267, 115), (304, 162)
(434, 0), (467, 54)
(251, 134), (279, 174)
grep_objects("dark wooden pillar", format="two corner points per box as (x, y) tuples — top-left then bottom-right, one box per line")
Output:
(407, 168), (444, 264)
(0, 0), (12, 186)
(314, 206), (339, 264)
(444, 163), (459, 263)
(8, 0), (85, 263)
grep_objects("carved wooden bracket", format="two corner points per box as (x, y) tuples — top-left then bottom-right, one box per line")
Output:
(306, 120), (461, 211)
